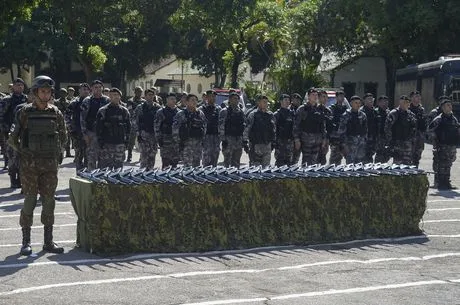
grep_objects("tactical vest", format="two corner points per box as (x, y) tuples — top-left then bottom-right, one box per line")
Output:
(436, 115), (459, 145)
(249, 111), (275, 144)
(139, 103), (160, 133)
(4, 94), (27, 128)
(330, 104), (348, 131)
(410, 105), (426, 132)
(346, 111), (366, 136)
(100, 105), (128, 144)
(202, 105), (220, 135)
(160, 107), (177, 135)
(225, 108), (245, 137)
(21, 107), (60, 158)
(363, 106), (377, 136)
(375, 108), (388, 136)
(299, 105), (324, 134)
(180, 111), (205, 139)
(392, 111), (415, 141)
(276, 108), (294, 139)
(86, 97), (108, 132)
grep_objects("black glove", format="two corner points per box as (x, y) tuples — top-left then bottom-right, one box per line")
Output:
(243, 141), (250, 154)
(221, 140), (228, 150)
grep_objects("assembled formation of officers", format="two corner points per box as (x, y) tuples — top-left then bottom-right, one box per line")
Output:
(1, 75), (460, 256)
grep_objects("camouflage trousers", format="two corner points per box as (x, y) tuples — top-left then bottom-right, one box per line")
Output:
(251, 143), (271, 167)
(412, 131), (425, 167)
(329, 141), (345, 165)
(300, 132), (323, 165)
(202, 134), (220, 167)
(392, 140), (414, 165)
(99, 144), (125, 169)
(432, 141), (439, 175)
(159, 135), (180, 169)
(222, 135), (243, 168)
(344, 136), (366, 164)
(363, 136), (376, 163)
(275, 138), (294, 166)
(127, 130), (136, 151)
(317, 139), (329, 165)
(138, 131), (158, 170)
(71, 133), (86, 171)
(182, 138), (203, 167)
(84, 131), (99, 170)
(436, 145), (456, 176)
(19, 157), (59, 227)
(292, 148), (301, 165)
(0, 131), (6, 155)
(374, 136), (390, 163)
(7, 144), (20, 175)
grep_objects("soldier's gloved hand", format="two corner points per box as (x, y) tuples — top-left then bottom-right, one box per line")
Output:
(158, 138), (164, 147)
(221, 140), (228, 150)
(242, 141), (250, 154)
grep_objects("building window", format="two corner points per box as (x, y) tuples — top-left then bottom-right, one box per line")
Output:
(364, 82), (378, 98)
(342, 82), (356, 100)
(197, 83), (202, 94)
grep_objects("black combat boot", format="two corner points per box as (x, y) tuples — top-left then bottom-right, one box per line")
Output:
(43, 226), (64, 254)
(437, 175), (454, 190)
(126, 149), (132, 162)
(432, 174), (439, 188)
(20, 227), (32, 256)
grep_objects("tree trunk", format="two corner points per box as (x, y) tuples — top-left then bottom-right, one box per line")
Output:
(76, 53), (93, 82)
(230, 54), (242, 89)
(16, 63), (22, 78)
(383, 55), (397, 109)
(10, 63), (14, 81)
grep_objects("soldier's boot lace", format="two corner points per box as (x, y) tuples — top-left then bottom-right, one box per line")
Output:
(43, 226), (64, 254)
(20, 227), (32, 256)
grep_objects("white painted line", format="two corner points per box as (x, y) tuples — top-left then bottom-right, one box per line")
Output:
(426, 208), (460, 212)
(0, 212), (75, 219)
(428, 234), (460, 238)
(0, 223), (76, 231)
(422, 219), (460, 223)
(0, 240), (76, 248)
(0, 201), (71, 208)
(427, 199), (460, 203)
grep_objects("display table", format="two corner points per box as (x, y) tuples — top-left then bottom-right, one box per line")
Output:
(70, 174), (428, 255)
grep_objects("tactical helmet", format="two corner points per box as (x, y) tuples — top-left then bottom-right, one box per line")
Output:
(31, 75), (55, 92)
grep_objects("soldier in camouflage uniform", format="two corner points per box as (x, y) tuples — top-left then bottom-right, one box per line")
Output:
(172, 94), (207, 167)
(243, 95), (276, 167)
(426, 96), (446, 187)
(133, 88), (161, 170)
(65, 83), (90, 171)
(155, 93), (180, 169)
(126, 86), (146, 162)
(337, 96), (367, 164)
(66, 86), (75, 102)
(0, 97), (8, 169)
(374, 95), (391, 163)
(408, 91), (426, 168)
(328, 91), (348, 165)
(361, 93), (378, 163)
(293, 88), (328, 165)
(219, 92), (245, 168)
(274, 94), (295, 166)
(427, 99), (460, 190)
(2, 78), (28, 187)
(96, 88), (131, 169)
(80, 80), (110, 170)
(55, 88), (73, 158)
(7, 76), (67, 256)
(199, 89), (221, 166)
(317, 90), (333, 165)
(290, 93), (303, 164)
(384, 95), (417, 165)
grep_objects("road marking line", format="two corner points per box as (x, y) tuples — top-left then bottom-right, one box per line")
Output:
(0, 223), (76, 231)
(428, 234), (460, 237)
(427, 199), (460, 203)
(0, 201), (71, 208)
(422, 219), (460, 223)
(0, 240), (76, 248)
(0, 212), (75, 219)
(1, 255), (459, 297)
(426, 208), (460, 211)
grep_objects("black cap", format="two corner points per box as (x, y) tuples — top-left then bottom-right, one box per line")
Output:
(409, 90), (421, 97)
(440, 98), (452, 106)
(335, 90), (344, 96)
(79, 83), (90, 89)
(257, 95), (269, 101)
(67, 87), (75, 92)
(229, 92), (239, 98)
(378, 95), (389, 101)
(399, 95), (410, 101)
(318, 90), (327, 95)
(13, 78), (25, 85)
(363, 92), (374, 98)
(145, 88), (156, 94)
(291, 93), (302, 99)
(91, 80), (103, 87)
(279, 94), (290, 100)
(109, 87), (122, 96)
(350, 95), (362, 101)
(59, 88), (67, 93)
(206, 89), (216, 95)
(307, 88), (317, 95)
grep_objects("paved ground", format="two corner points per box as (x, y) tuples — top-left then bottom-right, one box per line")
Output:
(0, 146), (459, 305)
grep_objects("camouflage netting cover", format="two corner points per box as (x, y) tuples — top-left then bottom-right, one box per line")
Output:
(70, 172), (428, 255)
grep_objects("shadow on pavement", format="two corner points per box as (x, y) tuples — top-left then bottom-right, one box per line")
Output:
(430, 190), (460, 199)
